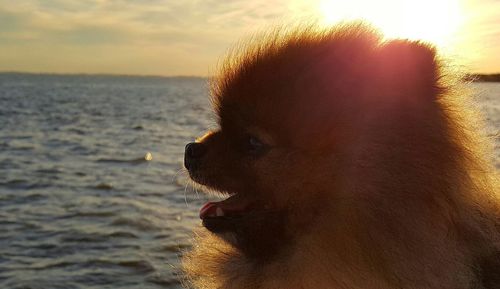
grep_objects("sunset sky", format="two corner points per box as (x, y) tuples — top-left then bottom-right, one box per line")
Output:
(0, 0), (499, 76)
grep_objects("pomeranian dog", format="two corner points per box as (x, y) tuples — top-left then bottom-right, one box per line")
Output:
(182, 22), (499, 289)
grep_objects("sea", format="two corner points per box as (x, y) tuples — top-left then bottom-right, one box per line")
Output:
(0, 73), (499, 289)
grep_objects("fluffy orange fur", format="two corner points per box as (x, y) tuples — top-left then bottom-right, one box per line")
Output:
(182, 22), (500, 289)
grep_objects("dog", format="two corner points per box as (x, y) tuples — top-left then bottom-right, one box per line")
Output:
(182, 22), (500, 289)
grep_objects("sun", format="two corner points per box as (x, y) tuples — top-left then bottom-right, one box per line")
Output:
(318, 0), (463, 47)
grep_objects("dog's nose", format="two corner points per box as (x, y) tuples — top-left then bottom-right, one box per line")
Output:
(185, 142), (207, 158)
(184, 142), (207, 170)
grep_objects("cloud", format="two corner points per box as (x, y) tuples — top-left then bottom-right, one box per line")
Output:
(0, 0), (498, 74)
(0, 0), (306, 75)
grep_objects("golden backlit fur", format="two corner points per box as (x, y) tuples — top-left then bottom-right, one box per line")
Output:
(182, 22), (500, 289)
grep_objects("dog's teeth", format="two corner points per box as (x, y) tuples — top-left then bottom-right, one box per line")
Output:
(216, 207), (224, 217)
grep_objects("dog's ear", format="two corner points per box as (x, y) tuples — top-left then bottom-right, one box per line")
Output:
(376, 39), (440, 97)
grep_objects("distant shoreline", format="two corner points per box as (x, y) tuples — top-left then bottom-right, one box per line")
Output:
(468, 74), (500, 82)
(1, 71), (500, 82)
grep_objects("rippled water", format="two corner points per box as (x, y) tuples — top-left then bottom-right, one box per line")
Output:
(0, 73), (215, 289)
(0, 73), (498, 289)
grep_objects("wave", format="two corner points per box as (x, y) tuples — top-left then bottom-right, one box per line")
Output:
(110, 216), (161, 232)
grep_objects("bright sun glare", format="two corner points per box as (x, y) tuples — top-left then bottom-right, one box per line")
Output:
(318, 0), (462, 47)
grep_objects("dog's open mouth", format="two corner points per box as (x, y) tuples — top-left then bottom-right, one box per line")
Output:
(199, 193), (257, 232)
(199, 191), (289, 257)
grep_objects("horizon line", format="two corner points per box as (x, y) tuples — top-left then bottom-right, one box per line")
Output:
(1, 70), (499, 79)
(0, 70), (208, 79)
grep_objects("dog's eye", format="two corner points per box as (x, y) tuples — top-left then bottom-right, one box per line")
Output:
(245, 135), (266, 154)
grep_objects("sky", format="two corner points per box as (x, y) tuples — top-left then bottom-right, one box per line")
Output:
(0, 0), (499, 76)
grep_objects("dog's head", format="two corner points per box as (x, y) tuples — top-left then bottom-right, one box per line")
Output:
(184, 23), (443, 259)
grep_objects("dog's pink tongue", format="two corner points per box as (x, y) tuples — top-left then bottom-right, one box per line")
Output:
(199, 195), (251, 219)
(200, 202), (224, 219)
